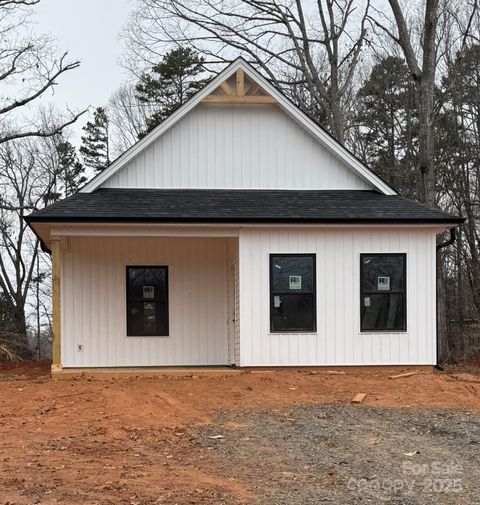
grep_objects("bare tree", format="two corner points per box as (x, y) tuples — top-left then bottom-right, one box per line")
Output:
(368, 0), (479, 363)
(369, 0), (478, 206)
(437, 42), (480, 325)
(123, 0), (371, 144)
(0, 138), (58, 356)
(109, 83), (152, 156)
(0, 0), (86, 143)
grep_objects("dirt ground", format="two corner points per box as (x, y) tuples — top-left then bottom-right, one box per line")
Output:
(0, 362), (480, 504)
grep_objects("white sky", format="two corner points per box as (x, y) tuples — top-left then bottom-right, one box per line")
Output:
(33, 0), (133, 140)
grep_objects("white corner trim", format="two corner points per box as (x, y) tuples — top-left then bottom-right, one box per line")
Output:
(81, 58), (396, 196)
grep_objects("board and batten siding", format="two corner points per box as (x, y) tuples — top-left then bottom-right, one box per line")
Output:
(103, 104), (371, 191)
(238, 227), (437, 366)
(60, 236), (230, 367)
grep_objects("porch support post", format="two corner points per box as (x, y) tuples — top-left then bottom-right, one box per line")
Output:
(51, 237), (62, 372)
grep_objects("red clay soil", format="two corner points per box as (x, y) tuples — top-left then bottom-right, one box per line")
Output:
(0, 361), (479, 504)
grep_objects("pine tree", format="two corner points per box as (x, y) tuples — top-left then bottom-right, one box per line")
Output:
(135, 47), (209, 138)
(80, 107), (111, 172)
(57, 140), (86, 196)
(355, 56), (418, 196)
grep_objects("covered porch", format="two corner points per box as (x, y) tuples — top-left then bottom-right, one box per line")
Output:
(44, 225), (240, 370)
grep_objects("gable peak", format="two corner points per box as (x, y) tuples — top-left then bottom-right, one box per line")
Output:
(80, 56), (396, 196)
(203, 63), (276, 105)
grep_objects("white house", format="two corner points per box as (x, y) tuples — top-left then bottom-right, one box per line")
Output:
(27, 58), (462, 373)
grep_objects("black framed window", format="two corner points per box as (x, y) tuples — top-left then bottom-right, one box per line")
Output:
(126, 266), (169, 336)
(360, 254), (406, 332)
(270, 254), (316, 333)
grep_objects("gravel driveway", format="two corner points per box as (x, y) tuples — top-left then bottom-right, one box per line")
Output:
(198, 405), (480, 504)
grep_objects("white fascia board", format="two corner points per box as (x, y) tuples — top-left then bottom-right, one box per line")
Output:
(81, 58), (396, 195)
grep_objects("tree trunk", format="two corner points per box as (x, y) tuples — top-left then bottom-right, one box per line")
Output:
(329, 96), (345, 145)
(456, 229), (464, 322)
(10, 302), (31, 358)
(437, 255), (450, 363)
(417, 82), (436, 206)
(417, 0), (438, 206)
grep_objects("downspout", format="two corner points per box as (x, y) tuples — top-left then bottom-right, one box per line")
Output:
(435, 227), (457, 370)
(437, 227), (457, 251)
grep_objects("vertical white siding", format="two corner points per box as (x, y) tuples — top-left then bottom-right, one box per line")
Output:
(239, 227), (437, 366)
(103, 104), (371, 191)
(60, 236), (229, 367)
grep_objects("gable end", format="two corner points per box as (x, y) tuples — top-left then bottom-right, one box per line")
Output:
(81, 58), (396, 195)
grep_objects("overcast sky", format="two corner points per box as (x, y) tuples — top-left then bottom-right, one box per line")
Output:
(33, 0), (133, 139)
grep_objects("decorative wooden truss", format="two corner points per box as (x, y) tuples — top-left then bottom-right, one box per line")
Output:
(202, 69), (276, 104)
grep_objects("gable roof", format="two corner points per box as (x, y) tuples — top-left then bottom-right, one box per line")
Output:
(27, 189), (463, 225)
(81, 58), (396, 195)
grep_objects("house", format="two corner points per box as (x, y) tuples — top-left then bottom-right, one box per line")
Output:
(26, 58), (463, 373)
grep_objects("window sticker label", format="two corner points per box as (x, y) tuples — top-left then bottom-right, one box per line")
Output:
(143, 286), (155, 299)
(377, 276), (390, 291)
(274, 295), (281, 308)
(289, 275), (302, 290)
(364, 296), (371, 307)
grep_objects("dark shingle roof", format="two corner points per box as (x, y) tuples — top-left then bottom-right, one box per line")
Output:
(26, 189), (463, 225)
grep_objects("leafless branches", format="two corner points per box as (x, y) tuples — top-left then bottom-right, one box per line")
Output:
(0, 1), (86, 144)
(108, 83), (153, 156)
(0, 1), (40, 7)
(0, 135), (62, 355)
(367, 0), (478, 206)
(123, 0), (372, 143)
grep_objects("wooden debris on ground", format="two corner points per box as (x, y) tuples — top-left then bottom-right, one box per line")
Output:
(326, 371), (347, 375)
(389, 371), (419, 380)
(351, 393), (367, 404)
